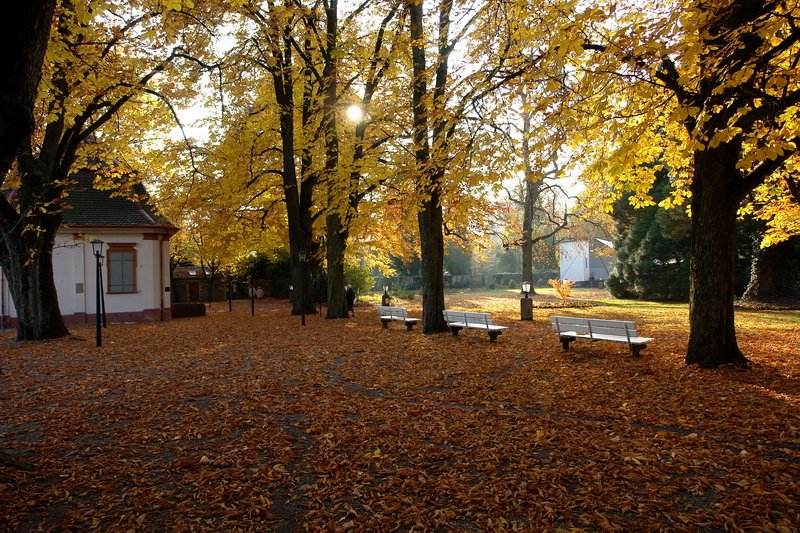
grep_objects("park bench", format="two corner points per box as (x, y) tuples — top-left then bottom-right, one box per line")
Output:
(550, 315), (655, 356)
(443, 309), (508, 342)
(376, 305), (421, 331)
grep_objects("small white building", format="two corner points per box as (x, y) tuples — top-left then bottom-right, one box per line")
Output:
(558, 238), (617, 284)
(0, 171), (178, 328)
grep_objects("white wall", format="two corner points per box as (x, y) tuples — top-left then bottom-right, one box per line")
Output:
(2, 230), (171, 325)
(558, 241), (590, 282)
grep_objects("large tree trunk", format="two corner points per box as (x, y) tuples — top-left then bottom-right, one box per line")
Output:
(3, 239), (68, 341)
(686, 145), (748, 367)
(0, 164), (69, 341)
(410, 0), (447, 333)
(0, 0), (64, 342)
(326, 214), (349, 318)
(418, 193), (447, 333)
(270, 27), (315, 317)
(321, 0), (350, 320)
(1, 139), (70, 341)
(519, 95), (537, 292)
(0, 0), (55, 178)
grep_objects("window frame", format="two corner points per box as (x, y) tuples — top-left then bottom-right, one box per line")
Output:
(106, 243), (137, 294)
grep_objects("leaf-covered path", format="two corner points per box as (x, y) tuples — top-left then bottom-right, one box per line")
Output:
(1, 296), (798, 531)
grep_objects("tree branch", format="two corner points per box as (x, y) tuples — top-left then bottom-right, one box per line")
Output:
(740, 136), (800, 196)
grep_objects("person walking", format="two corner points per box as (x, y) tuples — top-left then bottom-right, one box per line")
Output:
(345, 284), (356, 317)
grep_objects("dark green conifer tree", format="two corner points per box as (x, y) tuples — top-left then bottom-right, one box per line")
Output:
(606, 168), (691, 301)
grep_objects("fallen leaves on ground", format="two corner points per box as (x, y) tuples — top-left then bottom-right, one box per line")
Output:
(1, 295), (798, 531)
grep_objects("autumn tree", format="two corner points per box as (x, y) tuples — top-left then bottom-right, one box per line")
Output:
(224, 1), (327, 317)
(408, 0), (446, 332)
(674, 1), (800, 366)
(214, 1), (410, 319)
(0, 0), (214, 340)
(493, 99), (577, 290)
(409, 0), (524, 330)
(0, 0), (60, 340)
(319, 2), (404, 319)
(407, 0), (602, 331)
(286, 0), (405, 318)
(0, 0), (56, 477)
(558, 0), (800, 367)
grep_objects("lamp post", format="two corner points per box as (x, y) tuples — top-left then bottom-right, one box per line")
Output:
(520, 280), (533, 321)
(98, 257), (107, 328)
(90, 239), (104, 346)
(382, 284), (391, 306)
(298, 251), (307, 326)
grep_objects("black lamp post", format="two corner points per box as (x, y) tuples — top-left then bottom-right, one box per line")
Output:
(249, 275), (255, 316)
(520, 280), (533, 321)
(90, 239), (104, 346)
(298, 251), (307, 326)
(382, 284), (390, 306)
(99, 265), (107, 328)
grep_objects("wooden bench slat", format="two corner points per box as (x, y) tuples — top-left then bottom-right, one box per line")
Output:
(376, 306), (420, 331)
(550, 315), (655, 356)
(443, 309), (508, 341)
(553, 317), (637, 330)
(567, 332), (654, 344)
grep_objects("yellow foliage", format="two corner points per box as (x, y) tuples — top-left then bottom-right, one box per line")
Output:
(548, 0), (800, 249)
(548, 279), (575, 301)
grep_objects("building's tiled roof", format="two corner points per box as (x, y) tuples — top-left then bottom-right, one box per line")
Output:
(61, 170), (177, 229)
(172, 266), (224, 280)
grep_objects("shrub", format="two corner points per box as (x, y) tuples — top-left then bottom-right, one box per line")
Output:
(605, 271), (636, 299)
(391, 288), (417, 301)
(344, 262), (375, 295)
(548, 279), (575, 301)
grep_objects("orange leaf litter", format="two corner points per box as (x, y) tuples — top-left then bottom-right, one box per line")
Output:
(1, 295), (798, 531)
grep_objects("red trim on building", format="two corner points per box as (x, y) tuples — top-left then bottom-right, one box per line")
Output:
(1, 308), (171, 329)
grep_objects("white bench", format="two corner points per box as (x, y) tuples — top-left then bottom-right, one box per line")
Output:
(443, 309), (508, 342)
(550, 315), (655, 356)
(376, 306), (421, 331)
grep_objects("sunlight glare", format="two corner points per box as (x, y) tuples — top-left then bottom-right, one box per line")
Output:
(346, 105), (363, 122)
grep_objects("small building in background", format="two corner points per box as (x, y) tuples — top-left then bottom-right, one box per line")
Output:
(171, 266), (228, 303)
(558, 239), (617, 285)
(0, 171), (178, 328)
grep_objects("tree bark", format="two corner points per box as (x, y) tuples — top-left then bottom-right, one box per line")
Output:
(686, 145), (748, 367)
(319, 0), (350, 320)
(267, 21), (315, 317)
(740, 237), (798, 305)
(0, 0), (64, 341)
(1, 153), (68, 340)
(521, 178), (536, 291)
(519, 95), (537, 291)
(417, 191), (447, 332)
(410, 0), (447, 333)
(0, 0), (55, 178)
(324, 3), (399, 319)
(326, 215), (349, 318)
(2, 235), (68, 341)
